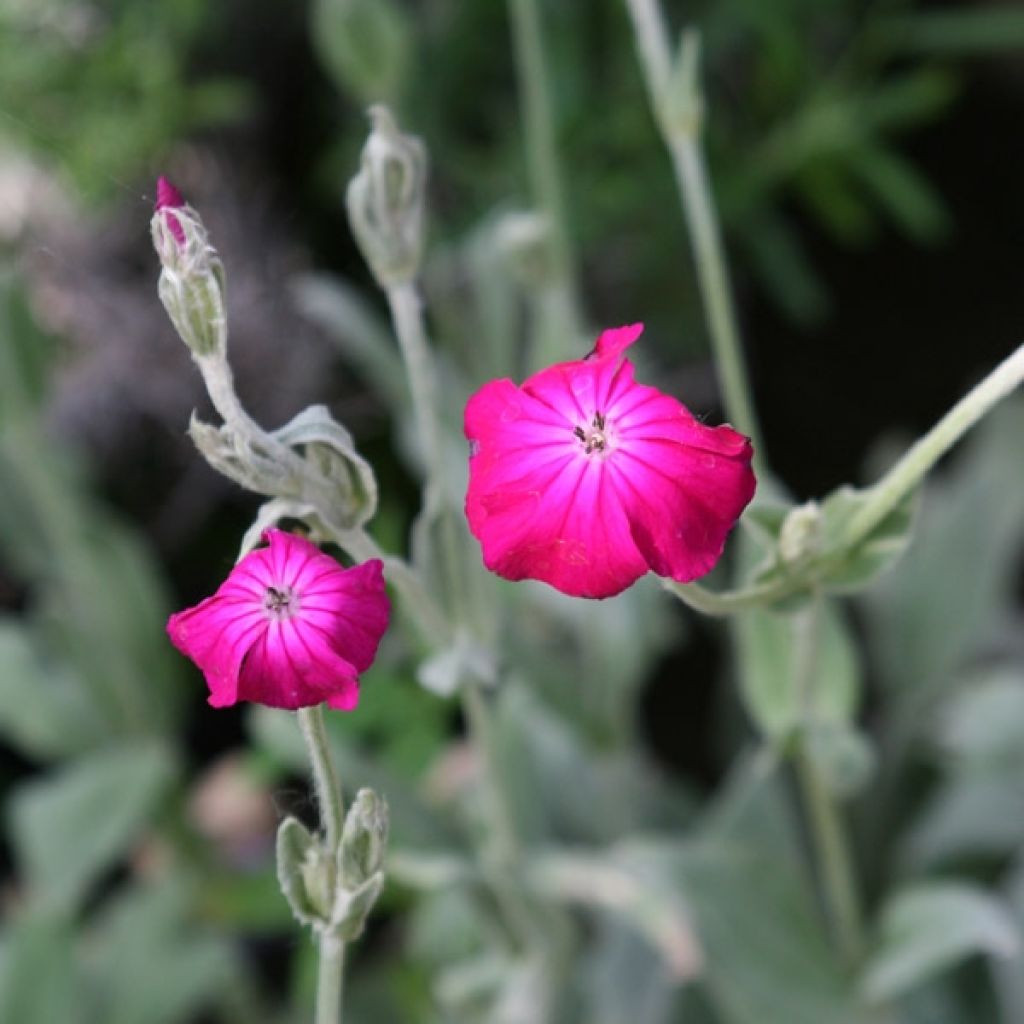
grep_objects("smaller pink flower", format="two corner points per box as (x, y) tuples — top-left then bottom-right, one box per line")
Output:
(168, 530), (389, 711)
(155, 175), (186, 247)
(464, 323), (756, 599)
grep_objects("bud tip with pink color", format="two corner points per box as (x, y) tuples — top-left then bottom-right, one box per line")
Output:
(155, 176), (186, 245)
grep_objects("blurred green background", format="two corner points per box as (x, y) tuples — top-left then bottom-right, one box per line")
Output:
(1, 1), (1024, 1022)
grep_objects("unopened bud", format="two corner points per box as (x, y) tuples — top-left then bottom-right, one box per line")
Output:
(778, 501), (823, 568)
(338, 788), (388, 888)
(346, 106), (427, 287)
(151, 176), (227, 358)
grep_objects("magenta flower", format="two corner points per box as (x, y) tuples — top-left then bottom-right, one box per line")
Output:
(168, 530), (389, 710)
(464, 323), (756, 599)
(155, 175), (186, 246)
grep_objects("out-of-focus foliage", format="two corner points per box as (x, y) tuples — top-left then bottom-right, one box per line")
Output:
(0, 0), (247, 202)
(1, 1), (1023, 1023)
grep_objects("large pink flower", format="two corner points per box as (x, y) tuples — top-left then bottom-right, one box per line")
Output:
(464, 324), (756, 599)
(168, 530), (389, 710)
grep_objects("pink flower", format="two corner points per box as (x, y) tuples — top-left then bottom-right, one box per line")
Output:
(464, 323), (756, 599)
(155, 175), (186, 247)
(167, 530), (389, 710)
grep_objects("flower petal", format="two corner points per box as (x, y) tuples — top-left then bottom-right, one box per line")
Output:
(299, 559), (390, 672)
(465, 380), (648, 597)
(237, 619), (360, 710)
(167, 596), (267, 708)
(611, 386), (755, 582)
(167, 531), (389, 710)
(463, 322), (756, 598)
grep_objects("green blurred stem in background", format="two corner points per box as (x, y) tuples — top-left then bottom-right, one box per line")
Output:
(298, 706), (347, 1024)
(508, 0), (584, 347)
(793, 595), (865, 965)
(624, 0), (868, 966)
(623, 0), (764, 465)
(384, 269), (547, 961)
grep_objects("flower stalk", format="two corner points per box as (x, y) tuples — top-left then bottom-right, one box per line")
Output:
(622, 0), (763, 463)
(298, 706), (348, 1024)
(792, 595), (865, 965)
(841, 339), (1024, 549)
(507, 0), (584, 354)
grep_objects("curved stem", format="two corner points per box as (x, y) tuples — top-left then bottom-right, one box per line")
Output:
(663, 574), (800, 615)
(843, 340), (1024, 549)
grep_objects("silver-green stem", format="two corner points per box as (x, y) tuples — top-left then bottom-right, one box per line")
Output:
(460, 680), (541, 951)
(843, 340), (1024, 548)
(386, 281), (467, 622)
(297, 705), (345, 852)
(314, 934), (345, 1024)
(298, 706), (347, 1024)
(664, 574), (800, 616)
(795, 748), (864, 964)
(623, 0), (763, 461)
(792, 595), (864, 965)
(508, 0), (583, 342)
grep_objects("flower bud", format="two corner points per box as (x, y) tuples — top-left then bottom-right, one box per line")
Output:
(338, 788), (388, 889)
(778, 500), (823, 568)
(345, 106), (427, 287)
(151, 176), (227, 358)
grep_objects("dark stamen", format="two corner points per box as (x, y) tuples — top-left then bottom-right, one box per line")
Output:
(265, 586), (291, 613)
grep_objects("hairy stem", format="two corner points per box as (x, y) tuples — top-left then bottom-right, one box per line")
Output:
(314, 934), (345, 1024)
(297, 705), (345, 855)
(297, 705), (347, 1023)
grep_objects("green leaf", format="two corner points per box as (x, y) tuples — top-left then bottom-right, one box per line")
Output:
(672, 842), (856, 1024)
(937, 668), (1024, 770)
(272, 403), (379, 528)
(7, 742), (176, 914)
(861, 883), (1020, 1004)
(0, 620), (108, 759)
(804, 723), (877, 799)
(736, 599), (860, 742)
(817, 485), (917, 592)
(0, 912), (75, 1024)
(276, 816), (327, 928)
(86, 877), (237, 1024)
(311, 0), (411, 106)
(851, 146), (949, 242)
(866, 402), (1024, 702)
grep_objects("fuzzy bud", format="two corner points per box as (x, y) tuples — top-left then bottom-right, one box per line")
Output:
(778, 501), (823, 569)
(151, 176), (227, 358)
(338, 788), (388, 889)
(346, 106), (427, 287)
